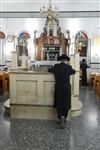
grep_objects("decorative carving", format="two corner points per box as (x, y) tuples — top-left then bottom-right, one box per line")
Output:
(34, 1), (70, 60)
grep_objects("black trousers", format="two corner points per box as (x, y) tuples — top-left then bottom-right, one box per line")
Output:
(57, 108), (69, 120)
(82, 75), (87, 86)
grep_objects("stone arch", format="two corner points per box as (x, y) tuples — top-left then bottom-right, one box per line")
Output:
(18, 31), (30, 40)
(0, 31), (5, 39)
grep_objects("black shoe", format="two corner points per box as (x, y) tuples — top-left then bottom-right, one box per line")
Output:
(60, 116), (65, 129)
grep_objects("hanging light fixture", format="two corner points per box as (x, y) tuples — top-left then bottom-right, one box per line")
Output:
(40, 0), (59, 29)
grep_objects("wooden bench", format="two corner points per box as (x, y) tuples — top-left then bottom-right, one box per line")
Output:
(95, 75), (100, 98)
(89, 73), (96, 89)
(92, 73), (100, 93)
(0, 71), (9, 95)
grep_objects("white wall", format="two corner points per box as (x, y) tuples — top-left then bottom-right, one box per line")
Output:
(2, 17), (100, 38)
(0, 17), (100, 65)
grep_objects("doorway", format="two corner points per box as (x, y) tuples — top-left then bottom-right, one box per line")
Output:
(75, 31), (88, 58)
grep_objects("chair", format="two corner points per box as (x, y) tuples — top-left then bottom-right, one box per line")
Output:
(3, 71), (9, 94)
(89, 73), (95, 89)
(0, 71), (9, 95)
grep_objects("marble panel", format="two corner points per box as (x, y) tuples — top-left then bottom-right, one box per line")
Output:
(43, 81), (55, 105)
(16, 80), (38, 104)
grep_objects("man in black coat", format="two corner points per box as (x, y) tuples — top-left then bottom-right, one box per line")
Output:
(48, 54), (76, 129)
(80, 59), (89, 86)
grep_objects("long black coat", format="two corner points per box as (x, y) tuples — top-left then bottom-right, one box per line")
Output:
(80, 63), (89, 85)
(48, 62), (76, 110)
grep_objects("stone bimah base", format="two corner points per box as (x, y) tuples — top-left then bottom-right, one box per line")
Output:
(8, 70), (82, 120)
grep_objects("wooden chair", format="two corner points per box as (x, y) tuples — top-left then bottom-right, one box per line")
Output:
(3, 71), (9, 94)
(93, 73), (100, 94)
(0, 71), (9, 95)
(0, 72), (3, 94)
(89, 73), (96, 89)
(95, 75), (100, 98)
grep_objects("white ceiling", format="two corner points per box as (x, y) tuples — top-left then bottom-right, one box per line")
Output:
(0, 0), (100, 12)
(1, 0), (99, 2)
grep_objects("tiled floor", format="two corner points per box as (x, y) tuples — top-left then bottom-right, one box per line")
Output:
(0, 86), (100, 150)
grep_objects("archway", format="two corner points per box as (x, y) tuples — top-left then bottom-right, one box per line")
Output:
(75, 31), (88, 57)
(17, 31), (30, 66)
(75, 31), (89, 82)
(18, 31), (30, 55)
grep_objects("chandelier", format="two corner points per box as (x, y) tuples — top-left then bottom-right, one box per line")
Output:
(40, 0), (59, 28)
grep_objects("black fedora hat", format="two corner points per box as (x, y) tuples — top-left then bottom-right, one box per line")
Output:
(58, 54), (70, 61)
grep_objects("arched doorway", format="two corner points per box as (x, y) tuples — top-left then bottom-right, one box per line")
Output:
(17, 31), (30, 66)
(75, 31), (89, 82)
(75, 31), (88, 58)
(0, 31), (6, 68)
